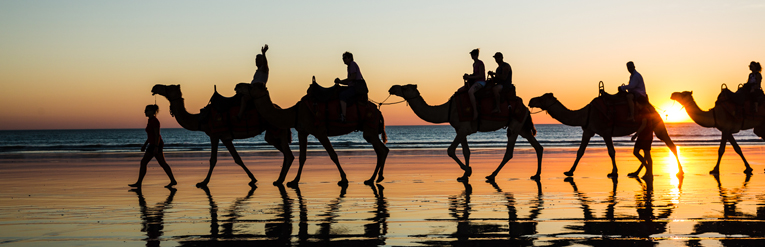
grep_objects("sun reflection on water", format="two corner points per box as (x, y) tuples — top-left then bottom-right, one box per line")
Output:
(664, 147), (685, 204)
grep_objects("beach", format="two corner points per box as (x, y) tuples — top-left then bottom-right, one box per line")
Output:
(2, 145), (765, 246)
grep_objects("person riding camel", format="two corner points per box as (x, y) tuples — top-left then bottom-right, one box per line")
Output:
(736, 61), (762, 112)
(334, 51), (366, 122)
(618, 61), (647, 121)
(487, 52), (513, 113)
(463, 48), (486, 120)
(238, 44), (269, 120)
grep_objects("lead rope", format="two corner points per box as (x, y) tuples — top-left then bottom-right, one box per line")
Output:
(370, 94), (407, 111)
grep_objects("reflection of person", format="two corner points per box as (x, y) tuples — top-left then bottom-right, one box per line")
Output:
(334, 52), (365, 122)
(630, 113), (656, 178)
(487, 52), (513, 113)
(131, 187), (176, 246)
(129, 105), (177, 188)
(618, 61), (647, 121)
(238, 44), (269, 119)
(463, 49), (485, 120)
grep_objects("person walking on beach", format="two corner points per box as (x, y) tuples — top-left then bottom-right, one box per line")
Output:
(463, 48), (486, 120)
(487, 52), (513, 113)
(618, 61), (647, 121)
(334, 51), (366, 122)
(238, 44), (269, 119)
(130, 105), (177, 188)
(629, 113), (657, 179)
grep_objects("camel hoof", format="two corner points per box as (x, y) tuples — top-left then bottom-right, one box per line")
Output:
(272, 180), (284, 186)
(337, 180), (349, 186)
(530, 175), (540, 180)
(376, 176), (384, 183)
(627, 172), (639, 177)
(709, 170), (719, 175)
(485, 175), (496, 182)
(744, 168), (754, 175)
(286, 181), (299, 188)
(364, 179), (374, 185)
(563, 177), (574, 183)
(196, 182), (208, 188)
(248, 181), (257, 188)
(563, 171), (574, 177)
(607, 173), (618, 178)
(641, 174), (654, 180)
(465, 167), (473, 177)
(456, 176), (469, 182)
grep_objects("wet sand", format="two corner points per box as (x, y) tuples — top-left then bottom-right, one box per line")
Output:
(2, 146), (765, 246)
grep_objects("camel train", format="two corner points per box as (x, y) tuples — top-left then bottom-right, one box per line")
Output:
(151, 59), (764, 185)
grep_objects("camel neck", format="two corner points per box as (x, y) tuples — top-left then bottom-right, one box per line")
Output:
(406, 95), (450, 123)
(167, 98), (200, 131)
(679, 97), (716, 127)
(545, 100), (590, 127)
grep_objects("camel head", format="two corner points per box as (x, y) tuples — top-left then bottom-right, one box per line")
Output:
(388, 84), (420, 100)
(670, 91), (693, 105)
(152, 84), (182, 100)
(528, 93), (557, 110)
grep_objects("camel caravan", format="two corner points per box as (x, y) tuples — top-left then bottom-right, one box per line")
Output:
(149, 45), (765, 187)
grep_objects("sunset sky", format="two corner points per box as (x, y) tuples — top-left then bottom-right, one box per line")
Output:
(2, 1), (764, 130)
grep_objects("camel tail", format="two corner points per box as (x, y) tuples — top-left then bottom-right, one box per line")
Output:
(379, 114), (388, 144)
(523, 111), (537, 136)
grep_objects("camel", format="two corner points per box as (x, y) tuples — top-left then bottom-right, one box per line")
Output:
(388, 84), (543, 181)
(151, 84), (294, 187)
(247, 83), (388, 186)
(528, 93), (683, 178)
(670, 91), (762, 174)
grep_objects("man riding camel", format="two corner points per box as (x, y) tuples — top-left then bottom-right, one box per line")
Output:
(487, 52), (513, 113)
(618, 61), (647, 121)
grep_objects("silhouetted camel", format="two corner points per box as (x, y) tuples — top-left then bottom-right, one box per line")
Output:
(152, 84), (293, 186)
(389, 84), (543, 181)
(247, 83), (388, 186)
(528, 93), (683, 177)
(671, 91), (761, 174)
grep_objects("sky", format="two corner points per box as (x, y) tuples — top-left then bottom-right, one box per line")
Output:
(1, 0), (764, 130)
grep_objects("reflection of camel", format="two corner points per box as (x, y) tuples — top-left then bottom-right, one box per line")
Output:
(488, 179), (542, 242)
(671, 91), (759, 174)
(248, 83), (388, 185)
(529, 93), (682, 177)
(689, 174), (765, 246)
(152, 84), (293, 187)
(389, 84), (543, 181)
(131, 187), (176, 246)
(563, 177), (675, 245)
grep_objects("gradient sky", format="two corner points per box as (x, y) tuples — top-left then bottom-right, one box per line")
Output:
(1, 1), (764, 130)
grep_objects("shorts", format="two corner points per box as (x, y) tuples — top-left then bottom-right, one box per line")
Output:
(147, 141), (164, 154)
(635, 138), (652, 150)
(339, 86), (357, 101)
(475, 81), (486, 87)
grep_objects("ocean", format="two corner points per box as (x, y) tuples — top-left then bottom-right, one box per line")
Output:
(0, 123), (760, 154)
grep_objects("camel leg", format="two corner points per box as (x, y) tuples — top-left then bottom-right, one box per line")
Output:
(604, 136), (618, 178)
(271, 135), (294, 186)
(486, 131), (519, 182)
(458, 137), (472, 181)
(447, 133), (470, 176)
(197, 137), (219, 188)
(711, 133), (727, 175)
(288, 132), (309, 187)
(316, 135), (348, 186)
(222, 139), (257, 187)
(654, 122), (683, 176)
(725, 132), (753, 174)
(363, 130), (389, 185)
(526, 133), (544, 180)
(565, 130), (595, 177)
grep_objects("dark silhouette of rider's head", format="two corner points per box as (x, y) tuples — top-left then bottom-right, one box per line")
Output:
(470, 49), (480, 60)
(750, 61), (762, 73)
(626, 61), (636, 73)
(493, 52), (504, 64)
(342, 52), (354, 65)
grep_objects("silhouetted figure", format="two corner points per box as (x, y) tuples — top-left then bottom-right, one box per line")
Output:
(618, 61), (647, 121)
(238, 44), (269, 119)
(463, 48), (486, 120)
(628, 112), (659, 179)
(334, 51), (367, 122)
(131, 187), (176, 247)
(487, 52), (514, 113)
(129, 105), (177, 188)
(736, 61), (763, 112)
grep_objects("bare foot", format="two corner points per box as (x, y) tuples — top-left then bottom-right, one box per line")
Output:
(164, 181), (177, 188)
(128, 183), (141, 187)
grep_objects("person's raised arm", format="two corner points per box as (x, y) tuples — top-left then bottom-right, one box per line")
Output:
(260, 44), (269, 72)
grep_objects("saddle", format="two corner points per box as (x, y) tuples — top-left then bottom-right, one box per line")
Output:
(591, 89), (653, 128)
(302, 83), (380, 129)
(454, 84), (526, 123)
(199, 85), (262, 134)
(716, 85), (765, 118)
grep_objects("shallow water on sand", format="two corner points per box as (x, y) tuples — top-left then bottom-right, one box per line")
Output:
(2, 146), (765, 246)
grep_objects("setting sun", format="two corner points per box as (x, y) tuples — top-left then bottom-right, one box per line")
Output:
(655, 101), (692, 123)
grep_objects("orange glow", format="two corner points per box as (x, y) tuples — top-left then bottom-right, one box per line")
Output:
(655, 101), (692, 123)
